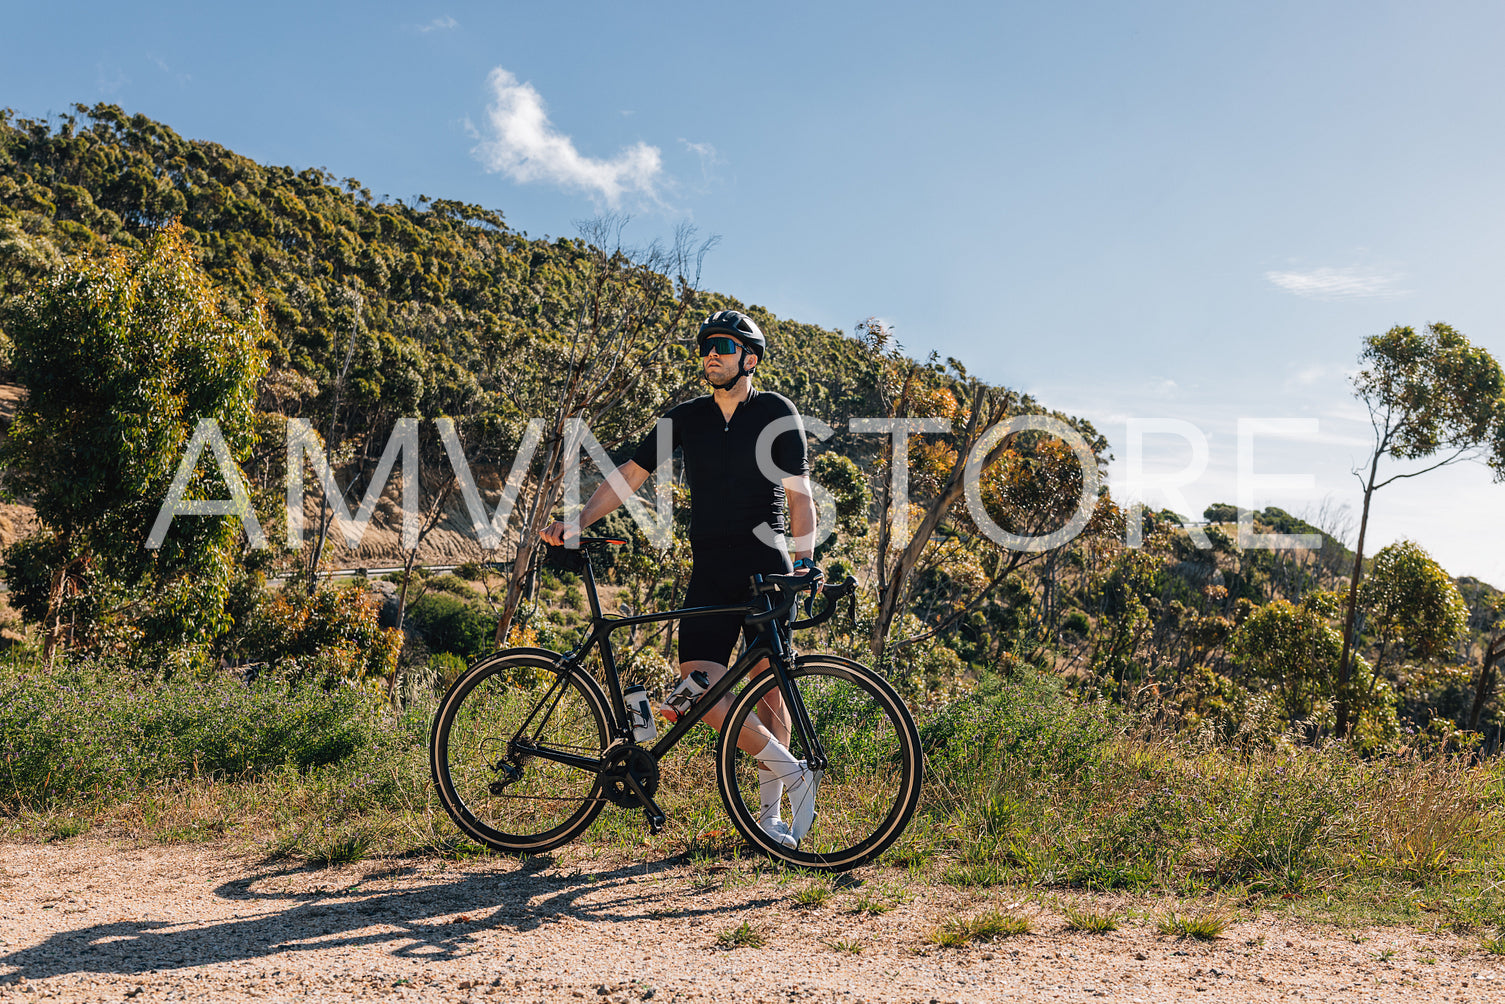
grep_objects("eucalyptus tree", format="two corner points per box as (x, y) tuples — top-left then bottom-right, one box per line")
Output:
(852, 320), (1114, 663)
(1334, 324), (1505, 737)
(1357, 539), (1467, 711)
(0, 223), (265, 664)
(1229, 591), (1348, 733)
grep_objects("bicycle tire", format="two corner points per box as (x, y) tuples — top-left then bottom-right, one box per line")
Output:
(430, 648), (611, 854)
(717, 654), (922, 871)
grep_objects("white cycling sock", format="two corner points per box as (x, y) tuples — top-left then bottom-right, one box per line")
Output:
(758, 767), (784, 825)
(756, 737), (801, 784)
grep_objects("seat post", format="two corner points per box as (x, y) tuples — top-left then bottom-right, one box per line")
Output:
(581, 548), (603, 620)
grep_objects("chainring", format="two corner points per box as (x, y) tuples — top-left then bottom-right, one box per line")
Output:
(599, 745), (661, 809)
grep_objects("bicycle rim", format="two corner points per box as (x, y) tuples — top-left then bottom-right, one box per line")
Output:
(430, 649), (610, 853)
(718, 656), (922, 871)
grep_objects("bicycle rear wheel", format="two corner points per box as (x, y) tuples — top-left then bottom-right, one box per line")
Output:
(717, 655), (922, 871)
(430, 648), (610, 854)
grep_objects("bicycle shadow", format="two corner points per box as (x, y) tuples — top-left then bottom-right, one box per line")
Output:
(0, 850), (787, 982)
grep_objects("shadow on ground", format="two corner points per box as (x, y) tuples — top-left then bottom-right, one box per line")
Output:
(0, 851), (791, 980)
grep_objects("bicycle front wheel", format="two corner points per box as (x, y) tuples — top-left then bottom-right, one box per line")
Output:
(717, 655), (922, 871)
(430, 648), (610, 854)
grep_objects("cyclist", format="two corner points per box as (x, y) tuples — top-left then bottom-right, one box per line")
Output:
(541, 309), (820, 849)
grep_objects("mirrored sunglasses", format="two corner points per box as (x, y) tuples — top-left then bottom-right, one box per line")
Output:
(698, 336), (745, 357)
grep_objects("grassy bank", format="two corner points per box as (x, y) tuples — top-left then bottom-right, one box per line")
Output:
(3, 659), (1502, 931)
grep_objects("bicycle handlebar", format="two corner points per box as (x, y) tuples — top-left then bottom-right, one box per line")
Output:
(745, 573), (857, 629)
(745, 586), (800, 625)
(791, 576), (856, 631)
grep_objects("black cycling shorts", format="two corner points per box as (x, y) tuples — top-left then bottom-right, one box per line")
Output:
(678, 537), (793, 666)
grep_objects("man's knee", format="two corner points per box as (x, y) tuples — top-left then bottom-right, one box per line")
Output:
(680, 658), (727, 679)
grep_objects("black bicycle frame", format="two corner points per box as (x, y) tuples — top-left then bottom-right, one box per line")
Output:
(520, 550), (829, 774)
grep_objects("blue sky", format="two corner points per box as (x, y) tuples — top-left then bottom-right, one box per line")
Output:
(8, 1), (1505, 585)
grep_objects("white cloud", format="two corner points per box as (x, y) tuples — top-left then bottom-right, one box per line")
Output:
(472, 67), (663, 207)
(419, 16), (458, 32)
(1264, 266), (1410, 300)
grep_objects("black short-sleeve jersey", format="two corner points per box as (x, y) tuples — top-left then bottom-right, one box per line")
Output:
(630, 389), (810, 544)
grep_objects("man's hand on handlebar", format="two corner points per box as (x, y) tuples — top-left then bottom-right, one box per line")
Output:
(791, 558), (825, 594)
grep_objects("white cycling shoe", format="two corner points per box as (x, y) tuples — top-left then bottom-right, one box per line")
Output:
(759, 817), (798, 850)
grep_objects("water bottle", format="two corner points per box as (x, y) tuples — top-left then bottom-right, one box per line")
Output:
(662, 670), (711, 723)
(624, 684), (657, 743)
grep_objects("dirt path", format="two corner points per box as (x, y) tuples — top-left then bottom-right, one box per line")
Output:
(0, 839), (1499, 1003)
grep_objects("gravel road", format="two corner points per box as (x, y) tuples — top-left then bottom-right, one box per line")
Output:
(0, 840), (1499, 1003)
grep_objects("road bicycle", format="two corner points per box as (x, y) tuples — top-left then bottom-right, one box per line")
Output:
(429, 537), (922, 872)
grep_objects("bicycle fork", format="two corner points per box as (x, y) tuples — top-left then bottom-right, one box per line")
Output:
(769, 652), (828, 772)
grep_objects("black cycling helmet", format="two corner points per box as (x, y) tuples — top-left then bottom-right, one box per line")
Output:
(697, 310), (767, 360)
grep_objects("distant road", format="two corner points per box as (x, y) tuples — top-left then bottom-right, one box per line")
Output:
(0, 564), (470, 593)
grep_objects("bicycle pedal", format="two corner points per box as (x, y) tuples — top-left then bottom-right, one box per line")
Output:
(646, 811), (666, 835)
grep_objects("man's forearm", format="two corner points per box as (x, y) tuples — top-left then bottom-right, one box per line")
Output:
(786, 483), (818, 561)
(572, 462), (650, 529)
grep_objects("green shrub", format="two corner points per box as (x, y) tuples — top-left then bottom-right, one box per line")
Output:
(236, 582), (401, 686)
(405, 593), (494, 660)
(428, 573), (474, 596)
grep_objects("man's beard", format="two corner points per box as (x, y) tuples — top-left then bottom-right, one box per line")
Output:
(707, 355), (749, 390)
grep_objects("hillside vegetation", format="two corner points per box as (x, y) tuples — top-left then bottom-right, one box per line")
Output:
(2, 106), (1504, 923)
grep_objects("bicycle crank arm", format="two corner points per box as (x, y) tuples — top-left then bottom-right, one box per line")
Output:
(622, 771), (667, 834)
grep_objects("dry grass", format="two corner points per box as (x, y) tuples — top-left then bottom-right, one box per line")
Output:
(1357, 753), (1500, 879)
(790, 881), (833, 910)
(928, 909), (1031, 948)
(1156, 908), (1232, 940)
(1063, 904), (1120, 933)
(715, 920), (767, 949)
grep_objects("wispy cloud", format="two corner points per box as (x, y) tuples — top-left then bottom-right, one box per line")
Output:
(96, 63), (129, 95)
(471, 67), (662, 207)
(679, 139), (722, 191)
(1264, 266), (1410, 300)
(146, 53), (191, 85)
(418, 16), (458, 32)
